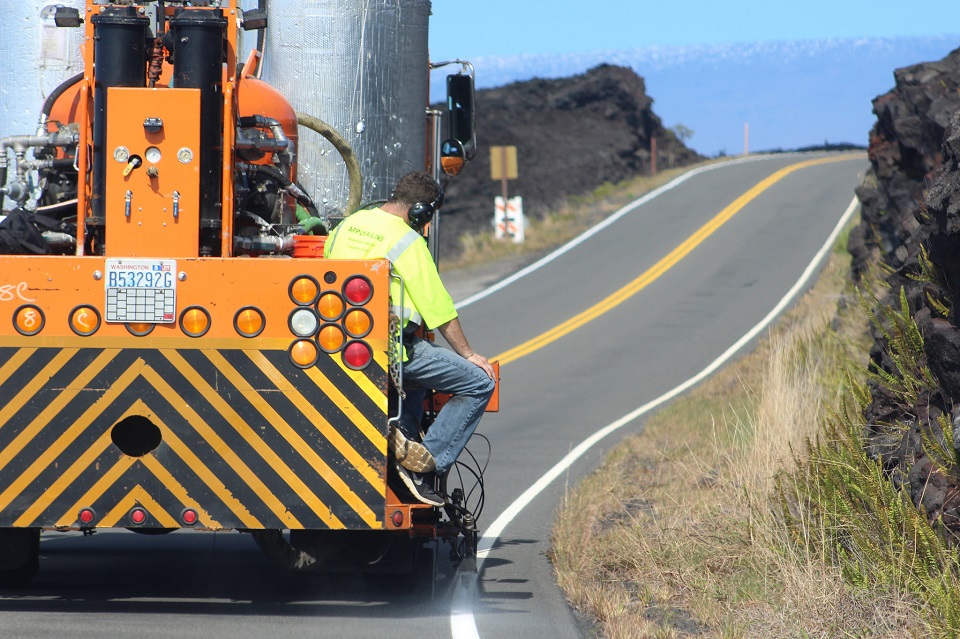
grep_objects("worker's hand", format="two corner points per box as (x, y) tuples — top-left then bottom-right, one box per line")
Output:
(466, 352), (495, 379)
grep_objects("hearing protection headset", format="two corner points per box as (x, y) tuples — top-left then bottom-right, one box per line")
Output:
(407, 184), (445, 231)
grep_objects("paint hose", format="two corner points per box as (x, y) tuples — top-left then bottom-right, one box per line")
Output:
(295, 112), (363, 216)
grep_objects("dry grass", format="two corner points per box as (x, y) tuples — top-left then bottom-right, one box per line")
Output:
(551, 229), (929, 637)
(441, 162), (721, 273)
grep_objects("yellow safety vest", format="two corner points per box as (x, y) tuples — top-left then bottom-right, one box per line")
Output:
(324, 207), (458, 341)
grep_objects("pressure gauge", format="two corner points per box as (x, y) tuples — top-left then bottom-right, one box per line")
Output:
(113, 146), (130, 163)
(178, 147), (194, 164)
(145, 146), (161, 164)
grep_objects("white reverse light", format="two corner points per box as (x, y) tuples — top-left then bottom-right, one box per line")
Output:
(289, 308), (319, 337)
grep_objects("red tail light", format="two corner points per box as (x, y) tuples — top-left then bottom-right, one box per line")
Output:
(343, 341), (372, 370)
(129, 507), (147, 525)
(343, 276), (372, 305)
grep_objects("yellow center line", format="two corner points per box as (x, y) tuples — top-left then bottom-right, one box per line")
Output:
(493, 154), (861, 365)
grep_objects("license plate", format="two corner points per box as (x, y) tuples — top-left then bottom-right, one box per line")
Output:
(104, 258), (177, 323)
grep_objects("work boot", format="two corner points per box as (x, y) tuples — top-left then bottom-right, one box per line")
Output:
(389, 425), (436, 473)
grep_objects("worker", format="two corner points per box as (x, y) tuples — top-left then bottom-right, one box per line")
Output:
(324, 171), (496, 506)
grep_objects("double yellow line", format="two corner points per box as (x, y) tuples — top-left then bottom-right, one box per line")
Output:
(494, 154), (861, 365)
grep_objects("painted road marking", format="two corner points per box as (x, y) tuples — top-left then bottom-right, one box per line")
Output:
(451, 155), (863, 638)
(491, 154), (860, 364)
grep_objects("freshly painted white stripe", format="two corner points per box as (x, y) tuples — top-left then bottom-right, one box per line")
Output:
(455, 154), (773, 310)
(450, 194), (861, 637)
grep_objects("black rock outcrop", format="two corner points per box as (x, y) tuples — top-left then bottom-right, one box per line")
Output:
(439, 64), (703, 258)
(849, 48), (960, 280)
(852, 47), (960, 534)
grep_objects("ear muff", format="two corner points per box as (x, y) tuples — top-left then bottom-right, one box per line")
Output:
(407, 186), (445, 230)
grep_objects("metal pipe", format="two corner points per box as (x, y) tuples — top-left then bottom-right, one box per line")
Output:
(0, 131), (81, 208)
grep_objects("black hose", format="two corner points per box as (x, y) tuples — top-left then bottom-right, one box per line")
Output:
(243, 163), (319, 217)
(237, 115), (272, 128)
(41, 72), (84, 119)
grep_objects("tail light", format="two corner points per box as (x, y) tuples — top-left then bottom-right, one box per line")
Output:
(13, 305), (44, 336)
(343, 276), (372, 305)
(180, 306), (211, 337)
(234, 307), (265, 338)
(343, 308), (372, 338)
(288, 274), (375, 369)
(343, 341), (372, 370)
(290, 275), (320, 306)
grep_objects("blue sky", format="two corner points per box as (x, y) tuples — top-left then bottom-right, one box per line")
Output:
(428, 2), (960, 155)
(430, 1), (960, 59)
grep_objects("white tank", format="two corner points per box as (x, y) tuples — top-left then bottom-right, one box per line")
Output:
(0, 2), (86, 139)
(258, 0), (431, 216)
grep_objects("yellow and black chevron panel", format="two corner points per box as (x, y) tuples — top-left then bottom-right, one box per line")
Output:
(0, 345), (389, 531)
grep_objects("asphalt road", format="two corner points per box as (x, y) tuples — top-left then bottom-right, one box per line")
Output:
(0, 153), (867, 638)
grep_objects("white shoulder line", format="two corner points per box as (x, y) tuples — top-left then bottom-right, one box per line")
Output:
(450, 194), (861, 638)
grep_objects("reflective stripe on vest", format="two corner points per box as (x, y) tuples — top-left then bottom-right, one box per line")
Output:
(391, 304), (423, 327)
(386, 229), (425, 327)
(324, 219), (345, 255)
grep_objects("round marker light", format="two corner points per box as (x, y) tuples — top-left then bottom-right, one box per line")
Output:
(78, 507), (97, 525)
(343, 276), (372, 305)
(317, 324), (346, 353)
(289, 339), (319, 368)
(126, 322), (154, 336)
(391, 510), (404, 527)
(289, 308), (319, 337)
(234, 307), (265, 338)
(343, 308), (372, 338)
(343, 340), (372, 370)
(181, 508), (199, 525)
(129, 507), (147, 525)
(13, 305), (44, 336)
(180, 306), (211, 337)
(317, 292), (345, 321)
(69, 305), (101, 336)
(289, 276), (320, 306)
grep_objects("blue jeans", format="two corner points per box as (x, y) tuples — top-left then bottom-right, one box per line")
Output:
(398, 337), (495, 475)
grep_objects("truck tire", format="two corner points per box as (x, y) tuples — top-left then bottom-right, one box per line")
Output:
(0, 528), (40, 587)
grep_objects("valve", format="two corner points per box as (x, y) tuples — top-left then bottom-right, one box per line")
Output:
(122, 156), (142, 177)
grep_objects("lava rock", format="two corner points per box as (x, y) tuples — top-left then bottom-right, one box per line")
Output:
(855, 46), (960, 538)
(438, 64), (703, 258)
(921, 317), (960, 403)
(849, 47), (960, 280)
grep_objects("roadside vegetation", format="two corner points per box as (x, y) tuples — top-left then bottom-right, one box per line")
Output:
(549, 220), (960, 636)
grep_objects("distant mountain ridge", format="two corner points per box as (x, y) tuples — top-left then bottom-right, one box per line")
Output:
(437, 35), (960, 155)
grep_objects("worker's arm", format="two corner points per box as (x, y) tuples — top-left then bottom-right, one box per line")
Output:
(436, 317), (495, 379)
